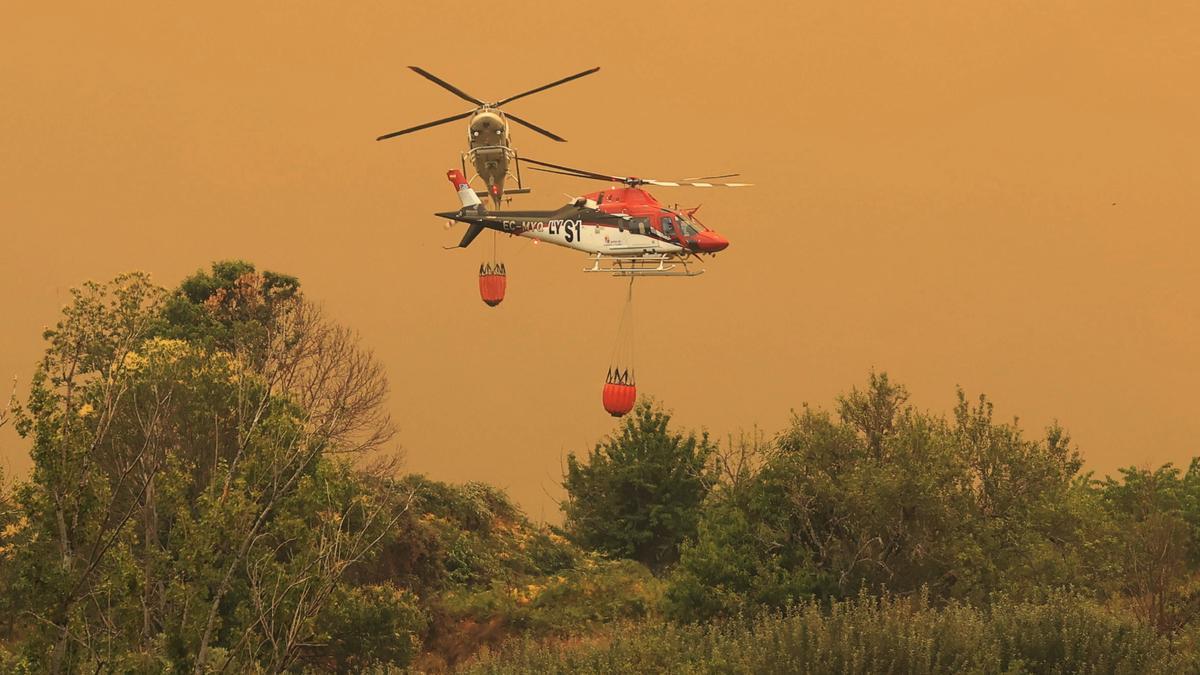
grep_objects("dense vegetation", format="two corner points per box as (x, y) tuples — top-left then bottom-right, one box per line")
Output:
(1, 262), (1199, 672)
(462, 593), (1200, 674)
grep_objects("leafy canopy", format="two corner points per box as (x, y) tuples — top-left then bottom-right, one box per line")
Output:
(563, 400), (716, 572)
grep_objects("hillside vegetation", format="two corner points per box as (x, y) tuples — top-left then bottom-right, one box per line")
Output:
(2, 261), (1198, 673)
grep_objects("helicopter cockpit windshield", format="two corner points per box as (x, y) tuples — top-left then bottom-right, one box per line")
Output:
(656, 213), (709, 242)
(678, 214), (708, 236)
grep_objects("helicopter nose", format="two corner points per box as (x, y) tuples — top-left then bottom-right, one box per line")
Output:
(693, 231), (729, 252)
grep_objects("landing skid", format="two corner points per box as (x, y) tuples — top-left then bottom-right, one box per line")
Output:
(462, 146), (531, 202)
(584, 253), (705, 277)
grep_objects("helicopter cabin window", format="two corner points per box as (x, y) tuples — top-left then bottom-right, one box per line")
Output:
(626, 217), (649, 235)
(661, 217), (676, 237)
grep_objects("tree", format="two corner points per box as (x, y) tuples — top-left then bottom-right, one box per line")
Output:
(1101, 462), (1200, 632)
(666, 373), (1098, 621)
(5, 263), (414, 672)
(7, 273), (168, 671)
(562, 400), (715, 572)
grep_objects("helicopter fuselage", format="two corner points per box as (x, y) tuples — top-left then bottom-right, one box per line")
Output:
(438, 175), (729, 257)
(490, 210), (682, 257)
(378, 66), (600, 208)
(466, 109), (512, 204)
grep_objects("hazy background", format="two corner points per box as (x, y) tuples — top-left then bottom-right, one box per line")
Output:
(2, 1), (1196, 521)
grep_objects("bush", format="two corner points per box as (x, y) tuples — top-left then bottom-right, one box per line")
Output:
(309, 583), (427, 671)
(424, 558), (662, 669)
(665, 375), (1099, 622)
(563, 401), (716, 572)
(461, 592), (1200, 674)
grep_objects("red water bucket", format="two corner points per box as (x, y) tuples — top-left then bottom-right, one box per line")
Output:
(602, 369), (636, 417)
(479, 263), (506, 307)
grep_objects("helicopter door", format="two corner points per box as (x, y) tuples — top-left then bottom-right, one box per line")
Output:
(661, 216), (681, 244)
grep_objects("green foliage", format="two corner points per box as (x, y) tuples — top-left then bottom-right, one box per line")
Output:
(463, 592), (1200, 674)
(666, 373), (1102, 622)
(160, 259), (300, 353)
(440, 559), (662, 639)
(6, 266), (1200, 671)
(563, 400), (716, 572)
(0, 467), (22, 636)
(311, 473), (658, 669)
(664, 498), (821, 622)
(384, 475), (568, 588)
(1099, 462), (1200, 631)
(312, 583), (427, 672)
(0, 267), (414, 672)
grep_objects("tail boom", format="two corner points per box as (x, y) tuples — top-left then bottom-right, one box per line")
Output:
(447, 169), (483, 210)
(441, 169), (487, 248)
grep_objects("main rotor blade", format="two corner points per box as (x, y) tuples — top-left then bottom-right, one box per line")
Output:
(529, 166), (624, 183)
(528, 166), (592, 178)
(648, 179), (754, 188)
(682, 173), (740, 181)
(505, 113), (567, 142)
(376, 110), (474, 141)
(408, 66), (484, 106)
(494, 66), (601, 107)
(520, 157), (622, 182)
(522, 156), (753, 187)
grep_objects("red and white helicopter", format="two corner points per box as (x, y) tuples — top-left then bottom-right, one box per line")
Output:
(438, 158), (749, 276)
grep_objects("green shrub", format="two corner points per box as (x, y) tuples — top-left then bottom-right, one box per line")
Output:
(441, 559), (663, 638)
(310, 583), (427, 671)
(461, 592), (1200, 674)
(664, 375), (1101, 623)
(563, 401), (716, 572)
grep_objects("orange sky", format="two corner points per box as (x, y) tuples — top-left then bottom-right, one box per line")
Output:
(2, 1), (1197, 520)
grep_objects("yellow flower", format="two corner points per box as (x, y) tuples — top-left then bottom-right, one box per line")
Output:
(1, 517), (29, 539)
(143, 337), (189, 361)
(121, 350), (148, 373)
(77, 403), (94, 418)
